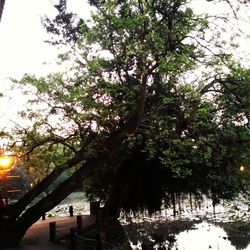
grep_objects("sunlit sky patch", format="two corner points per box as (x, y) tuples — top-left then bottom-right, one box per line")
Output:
(0, 0), (92, 129)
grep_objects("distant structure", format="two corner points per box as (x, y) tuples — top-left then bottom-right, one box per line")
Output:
(0, 0), (6, 22)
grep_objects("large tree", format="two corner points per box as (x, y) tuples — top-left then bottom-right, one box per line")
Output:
(0, 0), (250, 247)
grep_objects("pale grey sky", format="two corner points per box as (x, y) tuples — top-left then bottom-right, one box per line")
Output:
(0, 0), (92, 129)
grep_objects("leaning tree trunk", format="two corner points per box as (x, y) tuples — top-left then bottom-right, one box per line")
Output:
(0, 124), (134, 247)
(5, 166), (64, 218)
(0, 59), (150, 248)
(5, 143), (93, 219)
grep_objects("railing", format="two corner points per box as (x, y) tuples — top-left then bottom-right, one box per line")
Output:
(46, 203), (127, 250)
(70, 229), (125, 250)
(48, 213), (82, 242)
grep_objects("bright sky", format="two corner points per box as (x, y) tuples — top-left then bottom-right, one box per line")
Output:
(0, 0), (92, 129)
(0, 1), (55, 80)
(0, 0), (92, 79)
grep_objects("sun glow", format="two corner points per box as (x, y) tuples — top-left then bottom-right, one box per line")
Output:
(0, 156), (16, 172)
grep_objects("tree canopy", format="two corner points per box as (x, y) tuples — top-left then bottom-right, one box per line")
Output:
(0, 0), (250, 247)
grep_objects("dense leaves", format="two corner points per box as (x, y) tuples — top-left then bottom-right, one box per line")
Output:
(13, 0), (250, 210)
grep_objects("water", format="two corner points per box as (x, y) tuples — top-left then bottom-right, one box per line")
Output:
(127, 221), (250, 250)
(176, 222), (250, 250)
(46, 193), (250, 249)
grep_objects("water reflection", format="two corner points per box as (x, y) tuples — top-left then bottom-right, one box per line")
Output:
(125, 220), (250, 250)
(177, 222), (241, 250)
(217, 222), (250, 250)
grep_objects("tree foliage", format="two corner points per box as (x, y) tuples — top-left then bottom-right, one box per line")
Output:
(0, 0), (250, 247)
(9, 0), (250, 210)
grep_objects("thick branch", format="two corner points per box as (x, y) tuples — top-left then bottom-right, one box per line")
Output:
(15, 117), (143, 237)
(15, 68), (149, 233)
(200, 78), (219, 94)
(7, 141), (89, 218)
(6, 166), (64, 218)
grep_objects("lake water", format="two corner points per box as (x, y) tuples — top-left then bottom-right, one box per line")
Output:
(127, 221), (250, 250)
(176, 222), (249, 250)
(47, 192), (250, 250)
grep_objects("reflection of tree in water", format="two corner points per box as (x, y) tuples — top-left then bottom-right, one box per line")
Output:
(217, 222), (250, 250)
(123, 220), (196, 249)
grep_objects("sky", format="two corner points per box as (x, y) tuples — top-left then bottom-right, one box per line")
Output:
(0, 0), (57, 129)
(0, 0), (92, 130)
(0, 0), (92, 80)
(0, 0), (249, 131)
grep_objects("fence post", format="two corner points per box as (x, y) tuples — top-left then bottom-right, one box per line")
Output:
(70, 228), (75, 250)
(76, 215), (82, 233)
(49, 222), (56, 242)
(42, 213), (46, 220)
(96, 232), (101, 250)
(90, 201), (100, 216)
(69, 205), (74, 217)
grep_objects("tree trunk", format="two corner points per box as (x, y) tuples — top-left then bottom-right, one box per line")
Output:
(6, 166), (64, 218)
(0, 122), (143, 247)
(0, 217), (27, 248)
(0, 67), (149, 248)
(101, 190), (122, 225)
(6, 145), (91, 218)
(171, 192), (176, 217)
